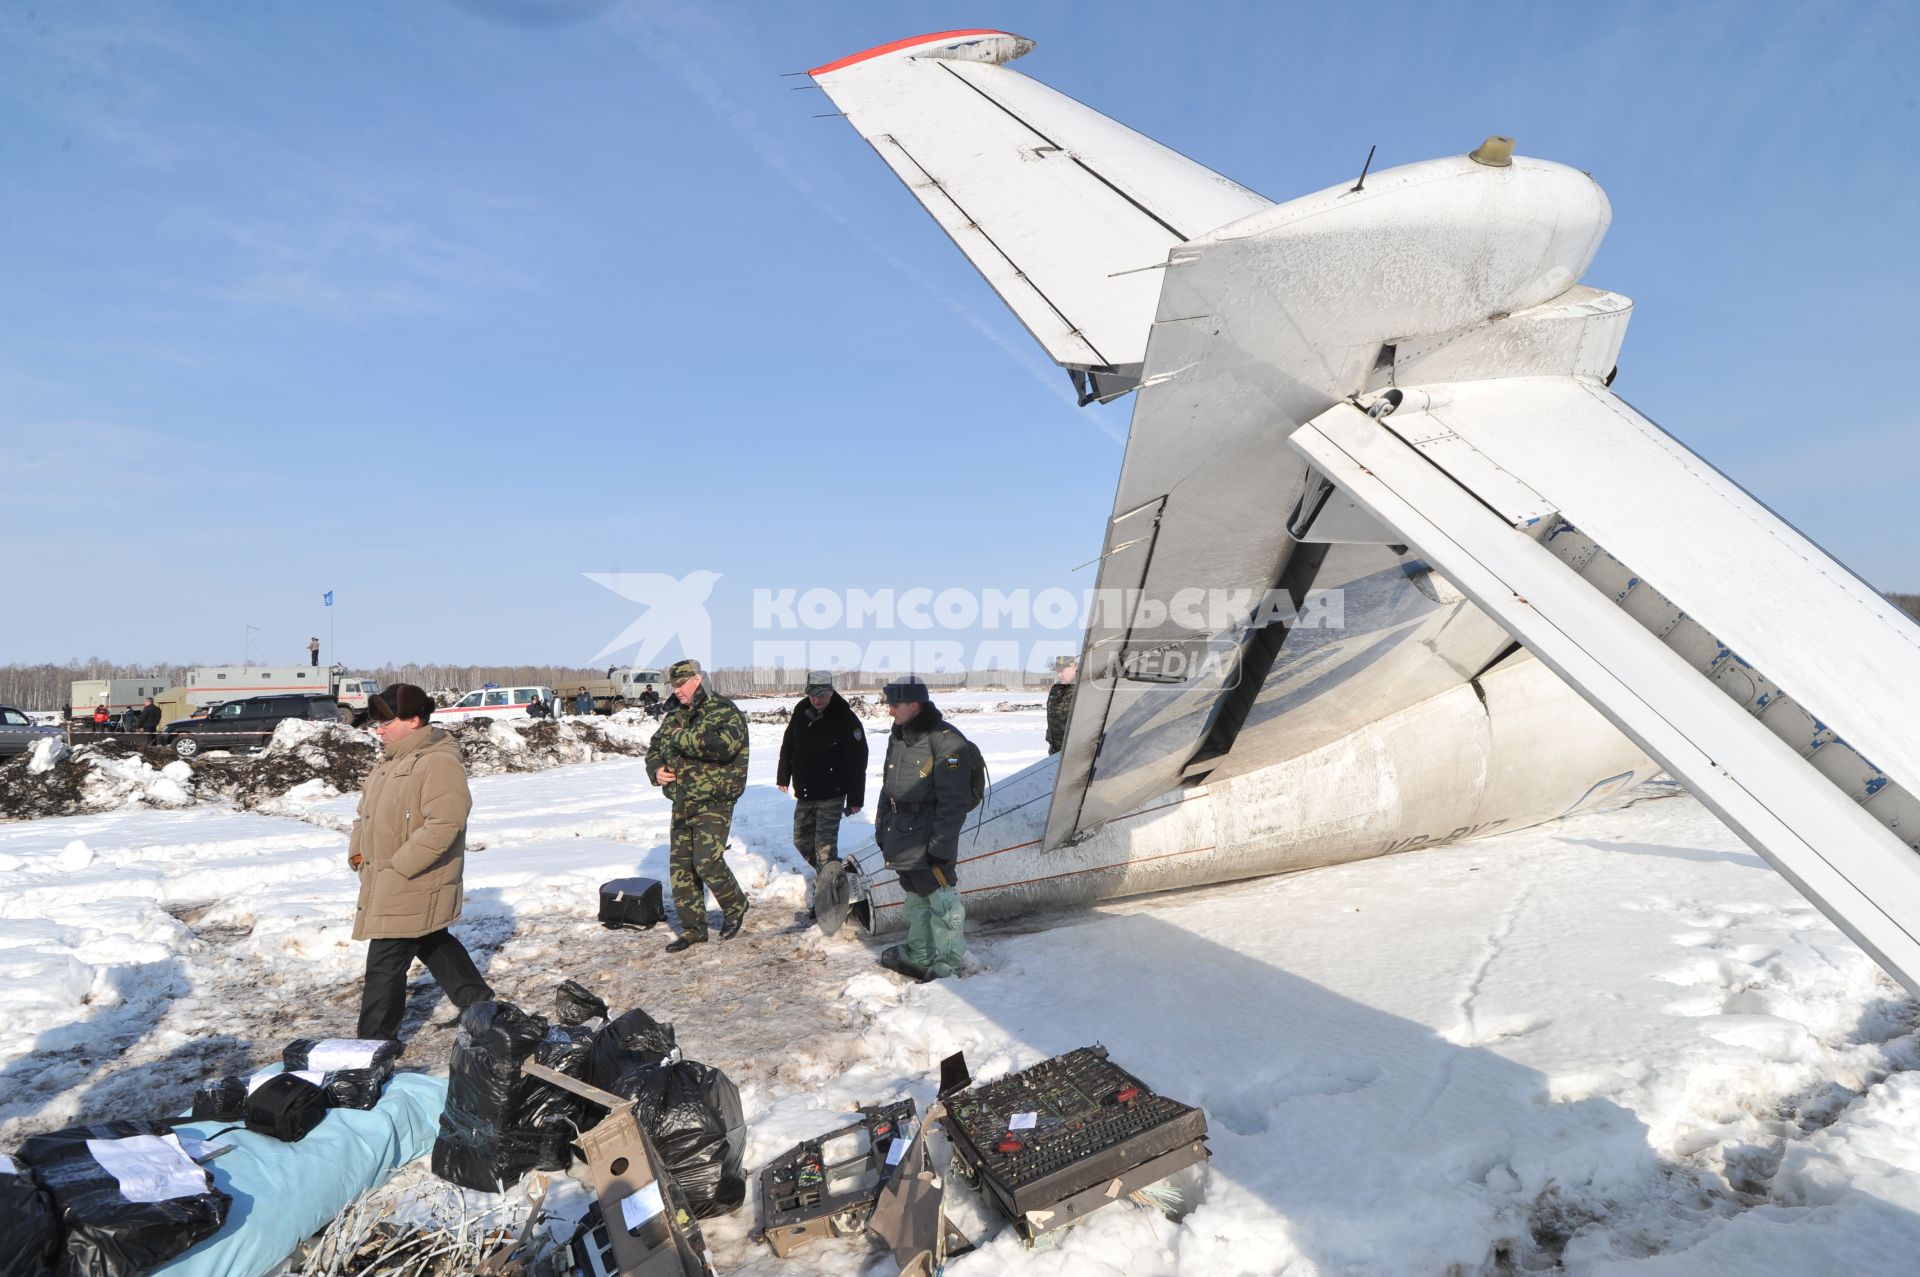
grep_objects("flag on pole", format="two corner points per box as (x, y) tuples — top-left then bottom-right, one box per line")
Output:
(323, 591), (334, 606)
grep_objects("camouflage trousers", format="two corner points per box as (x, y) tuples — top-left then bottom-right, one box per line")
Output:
(791, 797), (844, 869)
(669, 801), (747, 940)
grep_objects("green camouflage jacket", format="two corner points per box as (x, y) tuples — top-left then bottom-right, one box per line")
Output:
(1045, 681), (1076, 752)
(645, 685), (748, 806)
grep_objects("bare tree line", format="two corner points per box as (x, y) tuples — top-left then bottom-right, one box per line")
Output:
(0, 661), (1055, 710)
(0, 661), (613, 711)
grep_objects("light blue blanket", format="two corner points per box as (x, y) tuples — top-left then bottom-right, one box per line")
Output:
(153, 1071), (448, 1277)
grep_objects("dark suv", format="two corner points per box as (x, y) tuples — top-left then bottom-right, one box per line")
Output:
(165, 695), (342, 758)
(0, 706), (64, 759)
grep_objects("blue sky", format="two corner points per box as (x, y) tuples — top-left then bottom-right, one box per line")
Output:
(2, 1), (1913, 669)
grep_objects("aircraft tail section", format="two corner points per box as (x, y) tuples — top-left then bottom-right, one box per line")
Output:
(1291, 378), (1920, 994)
(809, 30), (1271, 397)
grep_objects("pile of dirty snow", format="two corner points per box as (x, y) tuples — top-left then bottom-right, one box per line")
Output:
(0, 715), (658, 822)
(193, 718), (382, 812)
(444, 713), (655, 777)
(0, 737), (196, 821)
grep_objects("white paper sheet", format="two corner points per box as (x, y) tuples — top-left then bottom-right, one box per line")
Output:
(301, 1039), (387, 1071)
(619, 1182), (665, 1230)
(1008, 1112), (1038, 1130)
(248, 1068), (324, 1093)
(86, 1133), (207, 1204)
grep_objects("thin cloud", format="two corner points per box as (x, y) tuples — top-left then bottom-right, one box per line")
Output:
(4, 418), (197, 507)
(169, 174), (549, 320)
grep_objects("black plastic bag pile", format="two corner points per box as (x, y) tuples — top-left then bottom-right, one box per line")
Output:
(428, 984), (746, 1218)
(611, 1057), (746, 1219)
(4, 1121), (230, 1277)
(431, 1000), (555, 1192)
(585, 1004), (745, 1219)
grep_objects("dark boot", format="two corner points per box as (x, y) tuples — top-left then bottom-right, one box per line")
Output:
(666, 934), (708, 954)
(719, 908), (748, 941)
(879, 945), (931, 983)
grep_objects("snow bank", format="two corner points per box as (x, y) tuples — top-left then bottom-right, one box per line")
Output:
(0, 738), (201, 821)
(0, 716), (657, 823)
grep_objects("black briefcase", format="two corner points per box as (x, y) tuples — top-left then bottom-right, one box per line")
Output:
(598, 877), (665, 930)
(245, 1072), (330, 1142)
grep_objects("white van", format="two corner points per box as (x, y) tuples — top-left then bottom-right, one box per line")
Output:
(437, 686), (557, 723)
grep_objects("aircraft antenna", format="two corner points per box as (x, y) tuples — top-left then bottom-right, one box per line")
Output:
(1350, 144), (1377, 193)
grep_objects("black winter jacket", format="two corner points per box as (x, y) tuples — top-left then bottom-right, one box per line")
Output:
(876, 704), (972, 883)
(776, 692), (868, 808)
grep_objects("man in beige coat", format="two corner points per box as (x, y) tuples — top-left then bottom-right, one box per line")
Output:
(350, 683), (493, 1040)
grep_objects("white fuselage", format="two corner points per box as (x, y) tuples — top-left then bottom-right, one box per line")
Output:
(846, 651), (1653, 935)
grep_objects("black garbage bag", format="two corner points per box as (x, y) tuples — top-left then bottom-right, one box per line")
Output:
(314, 1063), (394, 1111)
(20, 1121), (230, 1277)
(0, 1155), (59, 1277)
(616, 1061), (747, 1219)
(431, 1000), (552, 1192)
(282, 1037), (403, 1073)
(190, 1076), (248, 1122)
(554, 979), (609, 1025)
(587, 1005), (678, 1095)
(513, 1022), (597, 1170)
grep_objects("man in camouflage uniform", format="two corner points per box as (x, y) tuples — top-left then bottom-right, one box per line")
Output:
(1045, 660), (1077, 755)
(645, 658), (750, 952)
(875, 676), (974, 980)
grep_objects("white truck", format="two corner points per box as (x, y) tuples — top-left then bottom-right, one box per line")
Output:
(67, 676), (174, 723)
(168, 666), (381, 721)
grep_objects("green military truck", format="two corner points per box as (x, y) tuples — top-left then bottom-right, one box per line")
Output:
(556, 666), (667, 715)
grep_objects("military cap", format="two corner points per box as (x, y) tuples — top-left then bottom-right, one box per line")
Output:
(805, 669), (834, 694)
(667, 658), (703, 686)
(883, 675), (931, 705)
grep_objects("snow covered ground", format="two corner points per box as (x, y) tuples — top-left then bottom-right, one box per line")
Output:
(3, 697), (1918, 1273)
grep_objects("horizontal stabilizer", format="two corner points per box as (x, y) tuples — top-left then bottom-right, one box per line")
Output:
(811, 30), (1271, 381)
(1291, 379), (1920, 994)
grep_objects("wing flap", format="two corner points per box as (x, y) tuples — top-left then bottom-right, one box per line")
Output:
(1291, 387), (1920, 995)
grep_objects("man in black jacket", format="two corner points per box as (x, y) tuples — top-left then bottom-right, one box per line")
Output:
(776, 670), (867, 873)
(137, 697), (162, 744)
